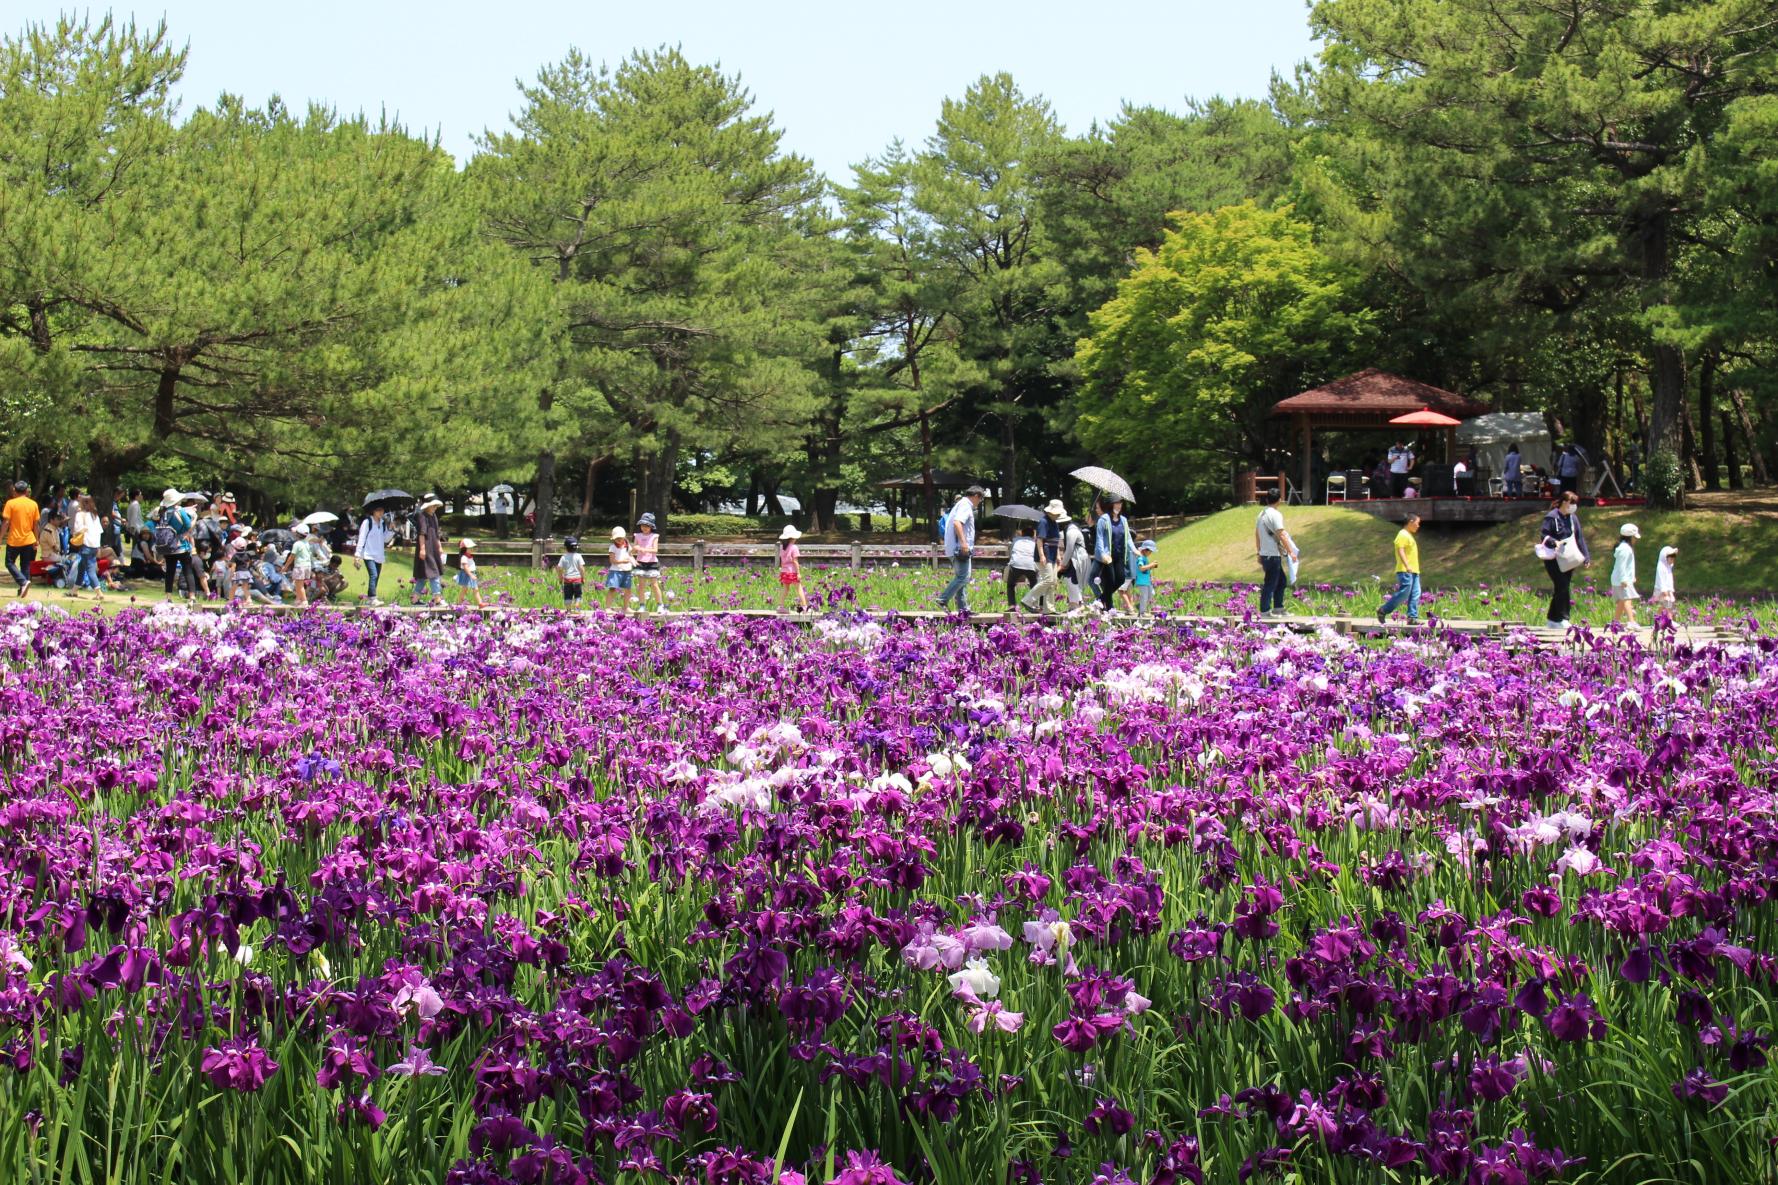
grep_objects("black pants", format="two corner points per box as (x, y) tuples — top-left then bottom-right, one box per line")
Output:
(5, 544), (35, 589)
(1545, 558), (1573, 624)
(1099, 556), (1127, 611)
(1005, 567), (1037, 607)
(1391, 472), (1409, 497)
(164, 553), (200, 596)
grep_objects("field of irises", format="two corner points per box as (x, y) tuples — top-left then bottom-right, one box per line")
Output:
(3, 604), (1777, 1185)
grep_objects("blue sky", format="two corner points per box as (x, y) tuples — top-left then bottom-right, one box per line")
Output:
(28, 2), (1320, 179)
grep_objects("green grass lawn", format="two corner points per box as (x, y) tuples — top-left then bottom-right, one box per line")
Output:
(1154, 501), (1778, 595)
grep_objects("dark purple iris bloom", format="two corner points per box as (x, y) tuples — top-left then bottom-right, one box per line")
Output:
(1546, 993), (1605, 1042)
(199, 1038), (279, 1092)
(1085, 1096), (1135, 1137)
(662, 1089), (719, 1136)
(1672, 1067), (1728, 1108)
(829, 1149), (907, 1184)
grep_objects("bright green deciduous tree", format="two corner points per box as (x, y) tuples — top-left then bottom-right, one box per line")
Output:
(1074, 203), (1373, 502)
(1308, 0), (1778, 507)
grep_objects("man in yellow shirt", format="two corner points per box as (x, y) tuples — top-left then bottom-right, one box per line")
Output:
(1376, 513), (1422, 624)
(3, 481), (41, 597)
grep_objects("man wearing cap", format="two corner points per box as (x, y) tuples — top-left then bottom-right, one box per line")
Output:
(1020, 499), (1068, 615)
(412, 495), (445, 605)
(937, 484), (986, 616)
(3, 481), (40, 598)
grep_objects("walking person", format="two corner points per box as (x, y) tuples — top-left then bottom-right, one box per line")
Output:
(1093, 497), (1136, 614)
(353, 503), (392, 605)
(1650, 545), (1678, 609)
(1020, 500), (1067, 615)
(1503, 443), (1523, 498)
(632, 513), (666, 613)
(3, 481), (39, 598)
(1062, 512), (1090, 614)
(1537, 490), (1589, 628)
(1376, 514), (1423, 625)
(556, 536), (588, 609)
(155, 491), (199, 600)
(71, 495), (104, 598)
(411, 495), (445, 605)
(777, 524), (810, 614)
(605, 526), (633, 613)
(936, 485), (986, 616)
(455, 538), (486, 608)
(290, 523), (321, 607)
(1133, 539), (1158, 616)
(1005, 525), (1038, 611)
(1254, 489), (1297, 617)
(124, 489), (144, 547)
(1610, 524), (1640, 627)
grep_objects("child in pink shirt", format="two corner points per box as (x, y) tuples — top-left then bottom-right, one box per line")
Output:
(777, 524), (809, 614)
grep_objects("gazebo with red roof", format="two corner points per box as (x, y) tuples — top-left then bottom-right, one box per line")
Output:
(1270, 369), (1488, 498)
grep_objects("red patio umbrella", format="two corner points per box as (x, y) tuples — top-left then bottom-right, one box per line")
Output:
(1388, 408), (1463, 428)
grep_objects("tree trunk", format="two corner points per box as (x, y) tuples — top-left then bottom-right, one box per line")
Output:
(1727, 387), (1772, 485)
(532, 389), (557, 540)
(1638, 212), (1685, 508)
(576, 456), (602, 532)
(919, 411), (937, 539)
(1721, 410), (1742, 490)
(1678, 393), (1704, 492)
(760, 475), (785, 517)
(1697, 354), (1720, 490)
(745, 471), (761, 517)
(634, 435), (678, 530)
(1000, 411), (1019, 504)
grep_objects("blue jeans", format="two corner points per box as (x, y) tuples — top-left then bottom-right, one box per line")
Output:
(937, 554), (972, 612)
(363, 560), (382, 599)
(1258, 555), (1287, 613)
(76, 546), (100, 589)
(413, 575), (441, 599)
(1379, 571), (1421, 621)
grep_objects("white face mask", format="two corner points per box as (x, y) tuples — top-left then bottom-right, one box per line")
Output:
(1563, 505), (1577, 516)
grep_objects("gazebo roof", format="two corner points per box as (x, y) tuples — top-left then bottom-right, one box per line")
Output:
(1271, 369), (1488, 425)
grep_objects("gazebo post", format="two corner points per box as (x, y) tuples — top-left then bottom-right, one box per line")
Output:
(1297, 415), (1313, 503)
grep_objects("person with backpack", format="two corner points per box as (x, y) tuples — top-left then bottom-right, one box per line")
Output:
(353, 503), (392, 606)
(155, 490), (204, 600)
(936, 485), (986, 616)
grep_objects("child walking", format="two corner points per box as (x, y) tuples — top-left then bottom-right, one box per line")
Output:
(632, 512), (666, 613)
(605, 526), (634, 613)
(455, 538), (486, 608)
(1610, 523), (1640, 626)
(777, 524), (809, 614)
(556, 535), (587, 609)
(1134, 539), (1158, 616)
(1650, 545), (1677, 608)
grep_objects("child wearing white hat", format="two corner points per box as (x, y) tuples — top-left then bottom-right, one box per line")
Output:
(605, 526), (633, 614)
(777, 524), (809, 614)
(455, 538), (486, 609)
(1650, 544), (1678, 608)
(1611, 523), (1640, 626)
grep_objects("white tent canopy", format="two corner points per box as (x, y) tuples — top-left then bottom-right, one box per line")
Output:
(1457, 412), (1552, 477)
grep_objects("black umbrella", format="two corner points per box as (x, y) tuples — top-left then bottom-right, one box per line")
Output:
(363, 488), (413, 508)
(258, 529), (295, 548)
(991, 503), (1046, 522)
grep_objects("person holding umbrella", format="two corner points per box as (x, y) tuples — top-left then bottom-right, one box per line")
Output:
(354, 502), (394, 605)
(1092, 498), (1137, 614)
(411, 494), (445, 605)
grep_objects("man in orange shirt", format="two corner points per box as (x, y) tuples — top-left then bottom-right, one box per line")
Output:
(3, 481), (41, 597)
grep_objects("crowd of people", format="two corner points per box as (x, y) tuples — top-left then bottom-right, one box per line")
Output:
(931, 484), (1158, 619)
(1254, 485), (1678, 629)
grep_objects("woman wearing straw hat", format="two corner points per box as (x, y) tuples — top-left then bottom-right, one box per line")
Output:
(777, 524), (809, 614)
(411, 495), (445, 605)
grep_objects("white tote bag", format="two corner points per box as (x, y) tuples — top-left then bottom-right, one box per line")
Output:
(1555, 535), (1586, 573)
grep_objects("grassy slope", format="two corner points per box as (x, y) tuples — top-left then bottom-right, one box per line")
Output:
(1154, 501), (1778, 594)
